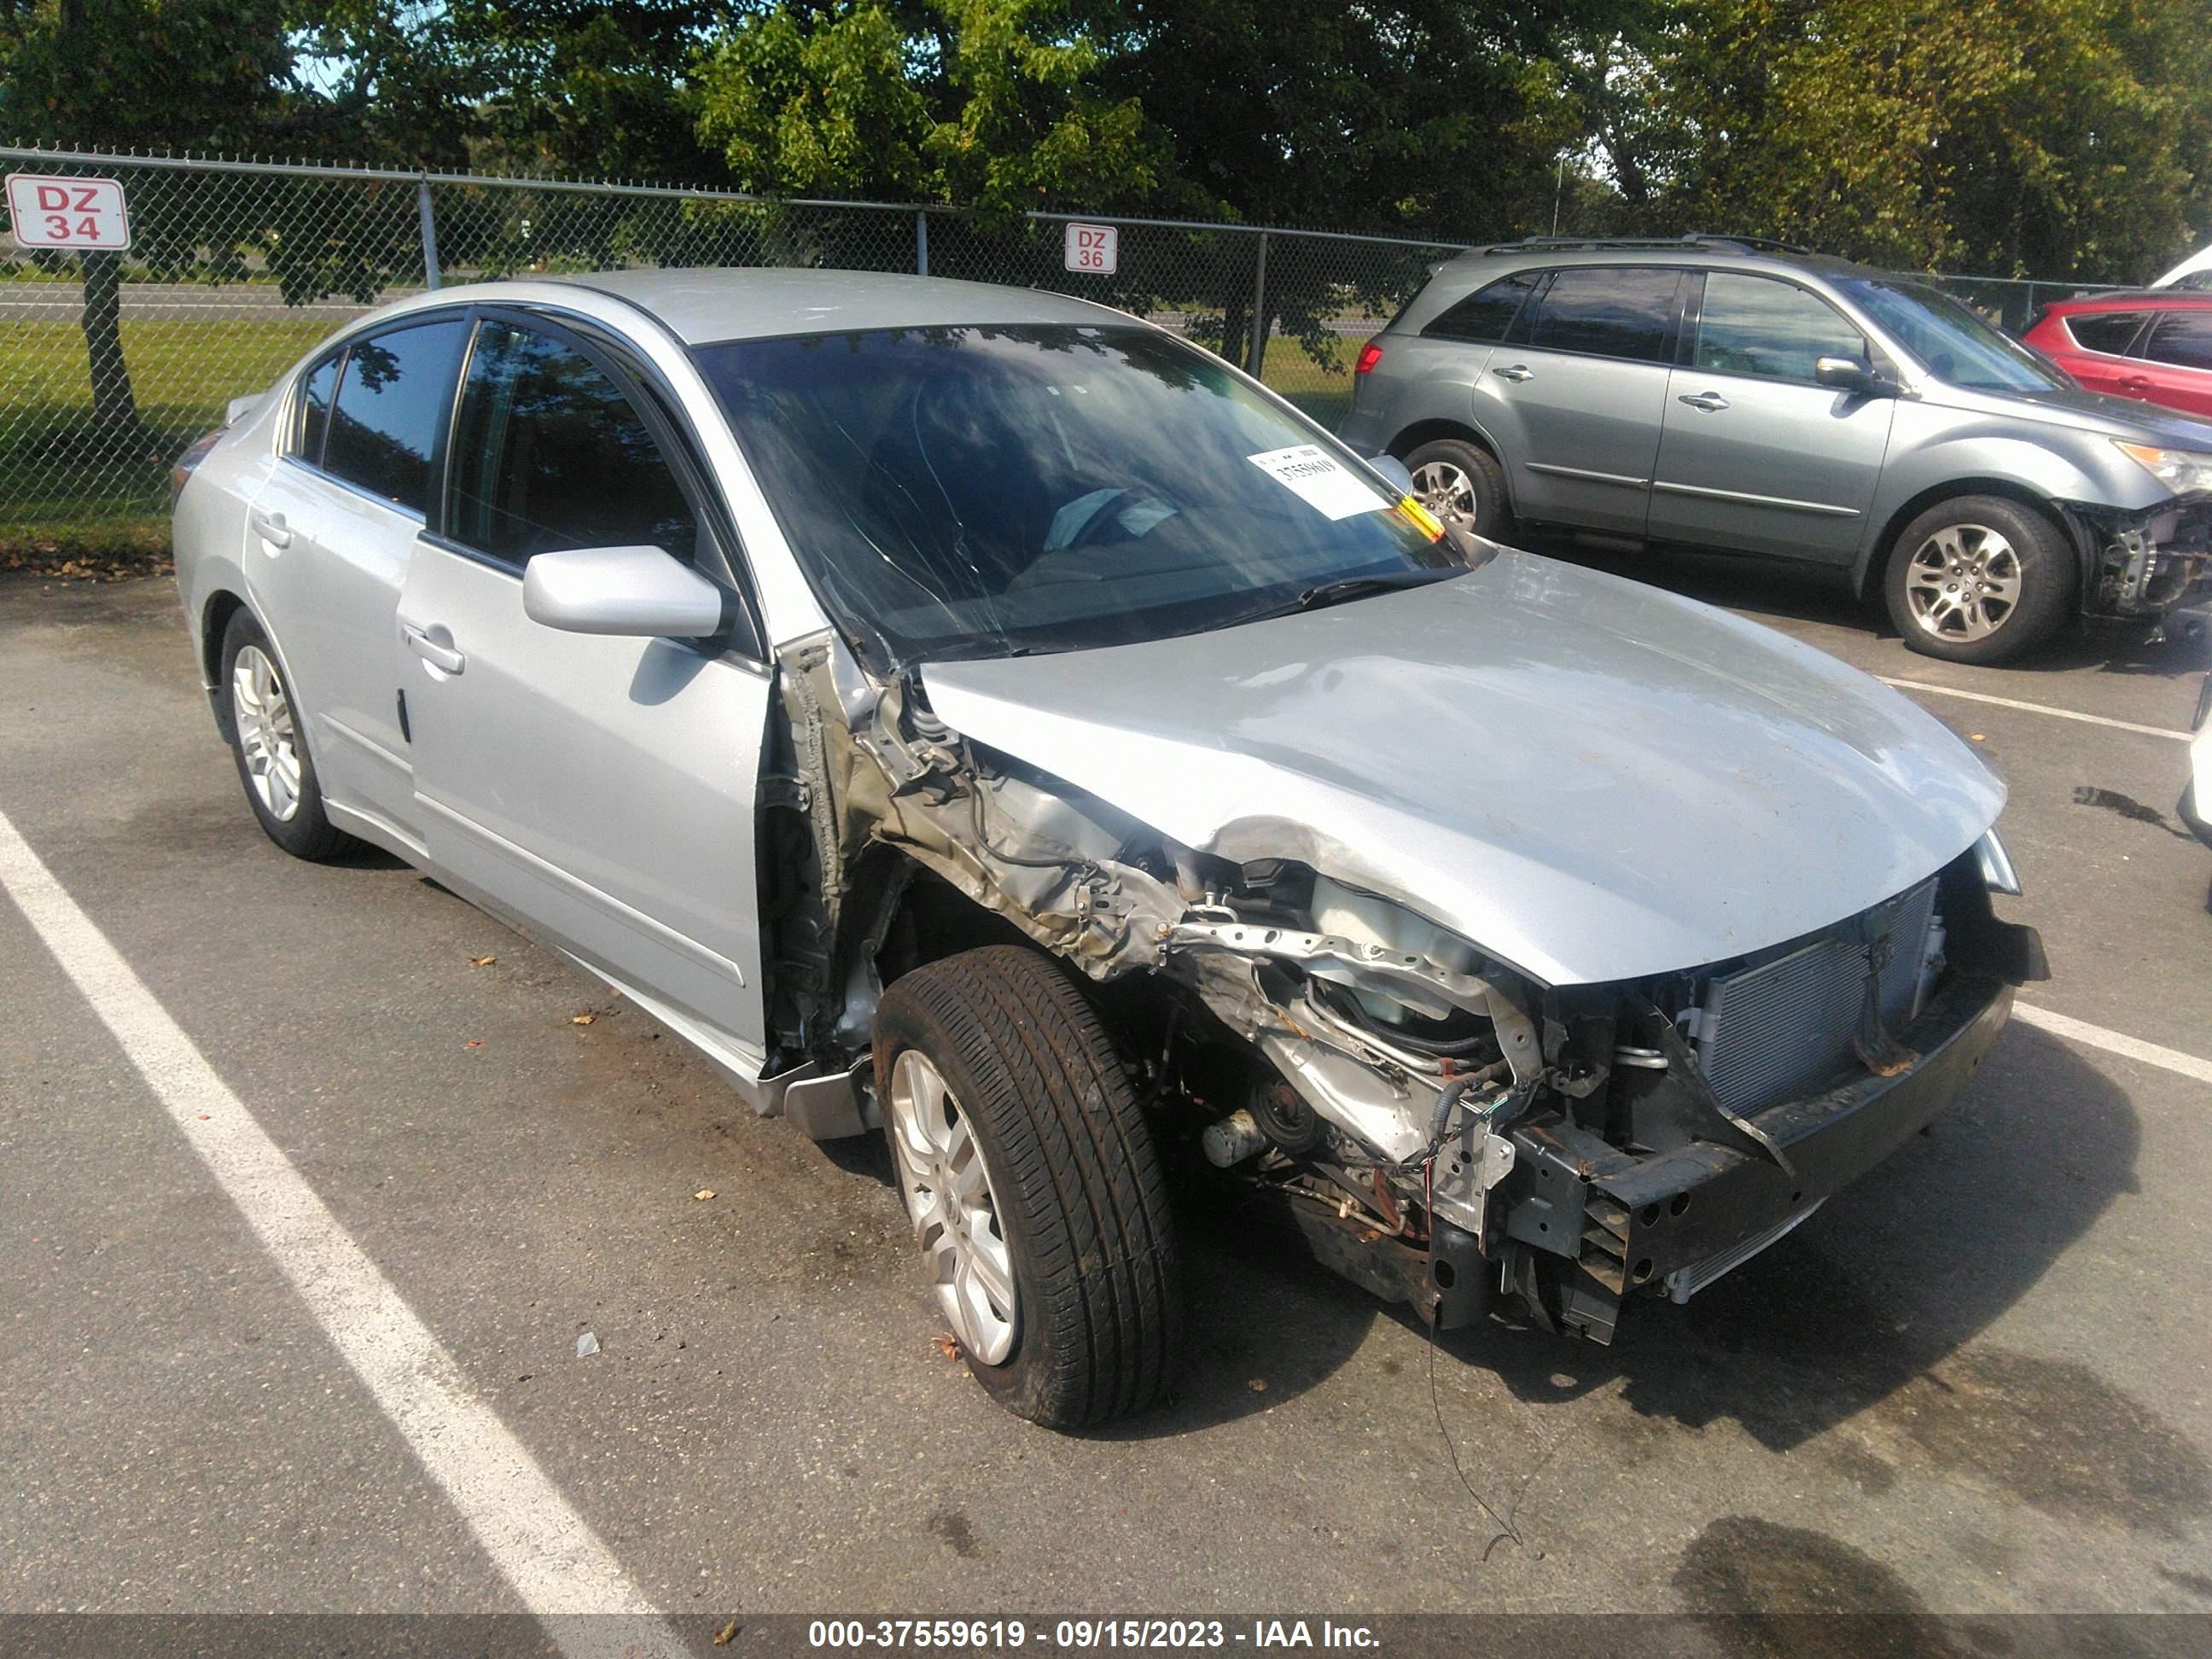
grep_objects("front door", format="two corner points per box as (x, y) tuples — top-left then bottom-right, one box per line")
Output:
(398, 313), (771, 1061)
(1647, 272), (1895, 563)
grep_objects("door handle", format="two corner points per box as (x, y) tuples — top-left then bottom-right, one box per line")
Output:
(403, 621), (466, 675)
(2117, 375), (2151, 393)
(1678, 391), (1732, 412)
(1494, 364), (1534, 382)
(249, 508), (292, 549)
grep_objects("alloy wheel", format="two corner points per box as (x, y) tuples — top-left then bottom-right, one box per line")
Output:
(1410, 459), (1479, 531)
(887, 1048), (1019, 1364)
(1903, 524), (2023, 643)
(230, 644), (303, 822)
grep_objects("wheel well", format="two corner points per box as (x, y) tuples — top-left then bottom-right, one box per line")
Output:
(1386, 418), (1498, 464)
(201, 590), (247, 736)
(1862, 480), (2079, 597)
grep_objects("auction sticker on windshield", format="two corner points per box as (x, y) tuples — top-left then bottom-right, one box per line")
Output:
(1247, 445), (1386, 521)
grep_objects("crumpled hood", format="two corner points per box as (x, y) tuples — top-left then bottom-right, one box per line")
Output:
(920, 550), (2005, 987)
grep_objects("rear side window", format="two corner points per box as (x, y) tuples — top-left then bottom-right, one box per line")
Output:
(445, 318), (700, 568)
(2064, 312), (2146, 355)
(323, 318), (468, 515)
(296, 355), (337, 464)
(2145, 312), (2212, 371)
(1426, 271), (1540, 343)
(1528, 267), (1681, 363)
(1694, 273), (1867, 382)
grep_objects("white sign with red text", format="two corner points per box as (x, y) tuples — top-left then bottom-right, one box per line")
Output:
(1063, 221), (1117, 275)
(7, 174), (131, 252)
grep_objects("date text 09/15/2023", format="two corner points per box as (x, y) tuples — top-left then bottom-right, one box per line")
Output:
(805, 1618), (1383, 1650)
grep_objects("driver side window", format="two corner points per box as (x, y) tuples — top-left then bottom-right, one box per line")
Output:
(445, 318), (699, 569)
(1696, 273), (1867, 384)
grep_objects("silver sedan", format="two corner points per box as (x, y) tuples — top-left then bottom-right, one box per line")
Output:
(173, 270), (2045, 1428)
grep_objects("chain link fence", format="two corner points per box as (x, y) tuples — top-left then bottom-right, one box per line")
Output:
(0, 147), (1465, 550)
(0, 144), (2136, 551)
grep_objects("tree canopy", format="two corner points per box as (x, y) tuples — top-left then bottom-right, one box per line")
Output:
(3, 0), (2208, 277)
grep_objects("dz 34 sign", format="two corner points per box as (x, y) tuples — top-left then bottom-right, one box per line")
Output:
(7, 174), (132, 251)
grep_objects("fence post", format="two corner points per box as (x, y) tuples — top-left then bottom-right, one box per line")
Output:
(917, 210), (928, 277)
(416, 177), (441, 291)
(1246, 231), (1269, 376)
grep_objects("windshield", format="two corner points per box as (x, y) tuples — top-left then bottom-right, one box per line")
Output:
(1833, 277), (2070, 393)
(692, 323), (1458, 664)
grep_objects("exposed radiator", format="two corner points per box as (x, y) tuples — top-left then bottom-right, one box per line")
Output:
(1694, 879), (1938, 1115)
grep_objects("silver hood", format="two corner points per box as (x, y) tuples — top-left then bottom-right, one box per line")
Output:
(920, 550), (2005, 987)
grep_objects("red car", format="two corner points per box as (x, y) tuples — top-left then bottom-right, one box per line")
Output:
(2023, 291), (2212, 419)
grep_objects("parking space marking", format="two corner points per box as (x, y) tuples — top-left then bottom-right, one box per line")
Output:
(2016, 1001), (2212, 1085)
(0, 805), (684, 1656)
(1878, 677), (2192, 742)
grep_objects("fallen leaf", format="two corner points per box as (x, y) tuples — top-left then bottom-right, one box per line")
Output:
(464, 1039), (484, 1050)
(694, 1189), (716, 1202)
(570, 1013), (597, 1026)
(1970, 732), (1986, 742)
(469, 955), (496, 967)
(934, 1334), (962, 1361)
(713, 1621), (739, 1647)
(1248, 1378), (1269, 1393)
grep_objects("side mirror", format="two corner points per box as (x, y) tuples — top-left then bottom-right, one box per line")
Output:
(1814, 356), (1892, 397)
(1368, 453), (1417, 495)
(523, 545), (728, 638)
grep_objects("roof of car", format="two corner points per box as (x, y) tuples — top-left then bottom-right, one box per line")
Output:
(545, 266), (1129, 346)
(1441, 235), (1877, 281)
(2036, 288), (2212, 311)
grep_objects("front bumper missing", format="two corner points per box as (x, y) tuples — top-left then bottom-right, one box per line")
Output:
(1472, 971), (2017, 1342)
(2085, 498), (2212, 620)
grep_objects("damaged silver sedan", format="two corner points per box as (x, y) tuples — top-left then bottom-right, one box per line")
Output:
(172, 270), (2046, 1428)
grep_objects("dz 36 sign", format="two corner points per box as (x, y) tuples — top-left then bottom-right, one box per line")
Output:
(7, 173), (132, 251)
(1063, 221), (1117, 275)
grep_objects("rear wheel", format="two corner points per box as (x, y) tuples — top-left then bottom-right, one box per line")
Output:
(219, 610), (352, 861)
(1883, 495), (2075, 665)
(1404, 437), (1511, 539)
(872, 945), (1181, 1428)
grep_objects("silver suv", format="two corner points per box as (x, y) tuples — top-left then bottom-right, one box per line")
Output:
(1340, 236), (2212, 663)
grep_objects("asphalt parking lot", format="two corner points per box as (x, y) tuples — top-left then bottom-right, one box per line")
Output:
(3, 550), (2210, 1645)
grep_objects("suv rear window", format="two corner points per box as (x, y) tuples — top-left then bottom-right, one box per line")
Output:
(2065, 311), (2146, 355)
(1425, 271), (1540, 343)
(1527, 268), (1680, 363)
(2145, 312), (2212, 372)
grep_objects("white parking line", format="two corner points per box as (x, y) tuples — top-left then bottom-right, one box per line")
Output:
(2013, 1001), (2212, 1085)
(0, 806), (684, 1658)
(1878, 677), (2192, 742)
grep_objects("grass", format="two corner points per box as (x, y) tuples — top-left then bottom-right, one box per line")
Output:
(1256, 332), (1363, 430)
(1, 317), (332, 552)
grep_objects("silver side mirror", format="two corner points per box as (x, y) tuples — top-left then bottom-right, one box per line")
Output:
(522, 545), (728, 638)
(1814, 356), (1893, 397)
(1369, 454), (1417, 495)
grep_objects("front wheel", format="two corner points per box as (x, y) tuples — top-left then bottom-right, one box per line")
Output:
(872, 946), (1181, 1429)
(1883, 496), (2075, 665)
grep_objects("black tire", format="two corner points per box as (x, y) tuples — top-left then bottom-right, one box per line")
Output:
(218, 609), (352, 861)
(1402, 436), (1511, 539)
(1883, 494), (2075, 665)
(872, 946), (1181, 1429)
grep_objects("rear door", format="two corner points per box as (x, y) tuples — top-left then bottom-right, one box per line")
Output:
(397, 310), (772, 1061)
(1647, 271), (1894, 563)
(2052, 309), (2151, 399)
(2133, 311), (2212, 419)
(1473, 265), (1685, 536)
(247, 314), (470, 846)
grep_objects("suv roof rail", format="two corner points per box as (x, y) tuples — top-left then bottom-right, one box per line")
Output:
(1473, 232), (1819, 258)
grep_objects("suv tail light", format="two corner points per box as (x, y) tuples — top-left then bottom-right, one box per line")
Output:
(1354, 340), (1383, 375)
